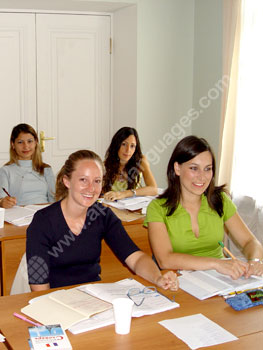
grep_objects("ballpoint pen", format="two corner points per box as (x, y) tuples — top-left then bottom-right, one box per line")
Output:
(13, 312), (42, 327)
(2, 188), (11, 197)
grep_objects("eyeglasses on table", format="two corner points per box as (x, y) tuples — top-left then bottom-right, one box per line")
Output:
(127, 286), (157, 306)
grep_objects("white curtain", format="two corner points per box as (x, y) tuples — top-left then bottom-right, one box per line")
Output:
(231, 0), (263, 205)
(217, 0), (241, 188)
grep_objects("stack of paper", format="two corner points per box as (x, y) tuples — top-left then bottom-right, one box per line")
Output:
(178, 269), (263, 300)
(102, 196), (155, 211)
(69, 278), (179, 334)
(4, 204), (49, 226)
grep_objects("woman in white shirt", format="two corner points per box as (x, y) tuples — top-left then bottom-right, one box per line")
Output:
(0, 123), (55, 208)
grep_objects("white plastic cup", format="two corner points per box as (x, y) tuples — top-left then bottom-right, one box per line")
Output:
(112, 298), (134, 335)
(0, 208), (5, 228)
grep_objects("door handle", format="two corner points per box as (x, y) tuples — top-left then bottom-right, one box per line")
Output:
(39, 131), (55, 152)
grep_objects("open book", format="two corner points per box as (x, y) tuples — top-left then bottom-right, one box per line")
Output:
(178, 269), (263, 300)
(4, 204), (49, 226)
(21, 288), (112, 330)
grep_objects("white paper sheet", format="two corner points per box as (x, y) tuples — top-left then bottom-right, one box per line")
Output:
(159, 313), (238, 349)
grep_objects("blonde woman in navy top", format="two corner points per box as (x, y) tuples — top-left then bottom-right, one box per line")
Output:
(27, 149), (179, 291)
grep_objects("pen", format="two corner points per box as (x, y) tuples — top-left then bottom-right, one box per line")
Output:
(13, 312), (42, 327)
(157, 290), (176, 303)
(227, 286), (263, 296)
(218, 241), (236, 260)
(2, 188), (11, 197)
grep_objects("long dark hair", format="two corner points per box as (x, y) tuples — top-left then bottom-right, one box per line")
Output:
(56, 149), (104, 201)
(160, 135), (227, 216)
(103, 127), (143, 193)
(6, 123), (50, 175)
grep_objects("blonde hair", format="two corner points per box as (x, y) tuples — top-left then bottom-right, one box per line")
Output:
(6, 123), (50, 175)
(55, 149), (104, 201)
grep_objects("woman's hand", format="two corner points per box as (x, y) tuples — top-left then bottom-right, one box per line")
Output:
(125, 251), (179, 292)
(0, 196), (16, 209)
(104, 190), (128, 201)
(155, 271), (179, 291)
(245, 260), (263, 278)
(214, 258), (249, 279)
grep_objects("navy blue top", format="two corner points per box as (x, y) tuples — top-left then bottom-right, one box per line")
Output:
(26, 201), (139, 288)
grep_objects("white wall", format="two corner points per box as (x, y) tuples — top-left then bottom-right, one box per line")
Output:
(137, 0), (195, 187)
(88, 0), (197, 188)
(192, 0), (223, 160)
(112, 5), (137, 133)
(0, 0), (224, 188)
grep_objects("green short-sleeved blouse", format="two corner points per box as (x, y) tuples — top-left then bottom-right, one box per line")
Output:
(144, 192), (236, 259)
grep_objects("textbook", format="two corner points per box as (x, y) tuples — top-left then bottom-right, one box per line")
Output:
(28, 324), (72, 350)
(21, 288), (112, 330)
(178, 269), (263, 300)
(4, 204), (49, 226)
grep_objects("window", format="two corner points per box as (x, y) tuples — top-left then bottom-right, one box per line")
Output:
(231, 0), (263, 204)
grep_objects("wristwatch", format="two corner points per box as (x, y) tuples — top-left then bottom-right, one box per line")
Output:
(131, 189), (136, 197)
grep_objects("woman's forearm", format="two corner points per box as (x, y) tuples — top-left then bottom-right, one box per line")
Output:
(127, 251), (162, 285)
(242, 238), (263, 260)
(126, 251), (178, 290)
(30, 283), (50, 292)
(156, 251), (219, 271)
(132, 186), (158, 197)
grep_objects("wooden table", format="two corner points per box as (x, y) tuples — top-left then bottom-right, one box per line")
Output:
(0, 208), (149, 296)
(0, 223), (27, 296)
(0, 275), (262, 350)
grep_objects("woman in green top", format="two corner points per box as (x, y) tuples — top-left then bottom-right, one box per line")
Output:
(145, 136), (263, 279)
(103, 127), (158, 201)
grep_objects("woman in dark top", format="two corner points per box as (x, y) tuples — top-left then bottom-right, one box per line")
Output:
(27, 149), (178, 291)
(103, 127), (158, 201)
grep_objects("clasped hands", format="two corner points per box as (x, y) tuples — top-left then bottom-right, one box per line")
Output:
(155, 271), (179, 292)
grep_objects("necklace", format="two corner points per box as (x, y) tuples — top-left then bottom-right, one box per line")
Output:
(118, 169), (126, 182)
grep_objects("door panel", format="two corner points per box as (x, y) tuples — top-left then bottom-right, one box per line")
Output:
(36, 14), (111, 175)
(0, 13), (37, 166)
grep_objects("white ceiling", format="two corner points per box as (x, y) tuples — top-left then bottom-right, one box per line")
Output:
(0, 0), (134, 13)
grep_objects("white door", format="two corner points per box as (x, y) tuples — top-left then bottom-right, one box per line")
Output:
(36, 14), (111, 175)
(0, 13), (37, 166)
(0, 12), (111, 175)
